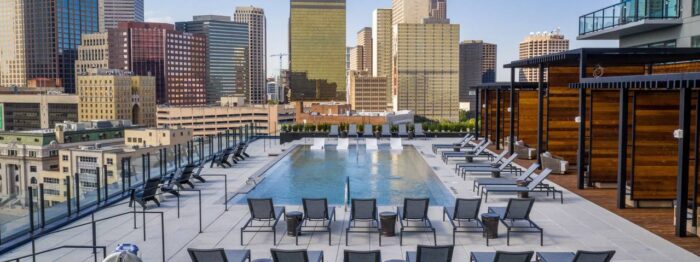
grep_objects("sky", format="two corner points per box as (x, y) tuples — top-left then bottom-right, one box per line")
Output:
(146, 0), (619, 81)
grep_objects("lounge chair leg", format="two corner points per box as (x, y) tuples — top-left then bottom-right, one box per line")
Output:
(400, 230), (403, 246)
(541, 231), (543, 246)
(452, 230), (455, 245)
(273, 228), (277, 246)
(240, 229), (244, 245)
(507, 230), (510, 246)
(433, 230), (437, 246)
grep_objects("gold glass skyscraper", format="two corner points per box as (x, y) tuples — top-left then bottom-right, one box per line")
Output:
(289, 0), (346, 101)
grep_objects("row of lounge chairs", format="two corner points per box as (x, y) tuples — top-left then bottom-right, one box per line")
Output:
(187, 246), (615, 262)
(329, 124), (426, 139)
(129, 160), (206, 209)
(211, 142), (251, 168)
(241, 197), (544, 247)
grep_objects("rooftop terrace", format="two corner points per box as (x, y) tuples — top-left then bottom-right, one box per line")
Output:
(0, 137), (696, 261)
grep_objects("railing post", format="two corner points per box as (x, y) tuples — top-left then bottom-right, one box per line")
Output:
(66, 176), (72, 217)
(91, 214), (96, 255)
(28, 187), (35, 233)
(146, 153), (151, 179)
(121, 158), (126, 193)
(103, 165), (109, 201)
(141, 154), (146, 183)
(127, 158), (132, 189)
(75, 173), (81, 213)
(96, 167), (101, 205)
(39, 184), (45, 228)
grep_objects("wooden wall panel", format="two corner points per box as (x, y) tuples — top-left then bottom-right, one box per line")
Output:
(589, 91), (623, 183)
(517, 91), (539, 147)
(545, 66), (580, 164)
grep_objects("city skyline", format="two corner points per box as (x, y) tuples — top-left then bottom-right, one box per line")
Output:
(145, 0), (617, 81)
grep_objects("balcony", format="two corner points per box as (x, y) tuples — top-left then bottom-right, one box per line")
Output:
(578, 0), (682, 40)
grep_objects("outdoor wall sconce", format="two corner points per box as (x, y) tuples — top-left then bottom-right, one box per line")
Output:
(674, 129), (684, 139)
(482, 104), (486, 108)
(507, 107), (512, 112)
(574, 116), (581, 123)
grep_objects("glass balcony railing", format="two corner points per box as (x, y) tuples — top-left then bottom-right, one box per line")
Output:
(579, 0), (679, 36)
(0, 124), (259, 251)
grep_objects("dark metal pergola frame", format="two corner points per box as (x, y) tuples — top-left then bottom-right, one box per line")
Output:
(471, 80), (548, 161)
(571, 72), (700, 237)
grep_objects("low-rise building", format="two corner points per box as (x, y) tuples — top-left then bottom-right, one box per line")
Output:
(295, 102), (413, 125)
(348, 71), (388, 112)
(156, 97), (295, 136)
(0, 88), (79, 131)
(0, 120), (133, 206)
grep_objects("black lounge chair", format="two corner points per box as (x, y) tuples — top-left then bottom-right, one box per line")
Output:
(473, 163), (539, 193)
(398, 198), (436, 246)
(271, 249), (324, 262)
(441, 141), (491, 163)
(482, 168), (563, 203)
(343, 250), (381, 262)
(488, 198), (543, 246)
(211, 148), (234, 168)
(458, 153), (518, 180)
(240, 142), (251, 157)
(187, 248), (251, 262)
(160, 169), (181, 197)
(406, 245), (454, 262)
(442, 198), (484, 244)
(129, 177), (162, 208)
(299, 198), (336, 246)
(536, 250), (615, 262)
(470, 251), (534, 262)
(233, 143), (247, 161)
(454, 150), (509, 173)
(345, 199), (381, 246)
(240, 198), (285, 245)
(175, 165), (197, 189)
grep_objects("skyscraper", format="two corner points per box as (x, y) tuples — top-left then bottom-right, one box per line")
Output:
(289, 0), (346, 101)
(519, 30), (569, 82)
(177, 16), (250, 104)
(0, 0), (99, 93)
(392, 0), (430, 25)
(349, 71), (387, 112)
(76, 31), (123, 77)
(459, 40), (497, 109)
(349, 46), (363, 71)
(357, 28), (373, 73)
(429, 0), (447, 21)
(99, 0), (144, 31)
(373, 9), (393, 110)
(114, 22), (207, 106)
(234, 6), (267, 104)
(393, 22), (460, 121)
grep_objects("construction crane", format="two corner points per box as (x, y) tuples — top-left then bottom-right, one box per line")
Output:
(270, 53), (289, 77)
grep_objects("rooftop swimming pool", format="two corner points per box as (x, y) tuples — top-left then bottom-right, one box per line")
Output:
(237, 145), (454, 206)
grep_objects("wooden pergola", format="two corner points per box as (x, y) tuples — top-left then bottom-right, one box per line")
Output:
(571, 73), (700, 236)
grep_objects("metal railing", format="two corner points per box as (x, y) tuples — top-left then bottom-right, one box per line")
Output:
(2, 245), (107, 262)
(579, 0), (679, 35)
(0, 124), (258, 256)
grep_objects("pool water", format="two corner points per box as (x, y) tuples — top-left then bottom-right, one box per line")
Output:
(237, 145), (454, 206)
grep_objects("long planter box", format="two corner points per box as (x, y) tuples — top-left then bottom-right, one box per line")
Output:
(280, 132), (471, 144)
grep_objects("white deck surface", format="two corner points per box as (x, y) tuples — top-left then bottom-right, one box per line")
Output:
(0, 138), (697, 261)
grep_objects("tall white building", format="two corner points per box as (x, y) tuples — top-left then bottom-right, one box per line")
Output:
(99, 0), (144, 31)
(519, 30), (569, 82)
(392, 0), (430, 25)
(234, 6), (267, 104)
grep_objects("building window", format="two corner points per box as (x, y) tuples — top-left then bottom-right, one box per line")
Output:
(695, 0), (700, 16)
(63, 167), (69, 173)
(44, 177), (60, 184)
(107, 158), (113, 165)
(30, 166), (37, 172)
(28, 151), (37, 158)
(692, 36), (700, 48)
(62, 155), (69, 161)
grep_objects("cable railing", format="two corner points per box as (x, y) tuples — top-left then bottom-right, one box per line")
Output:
(0, 124), (259, 255)
(579, 0), (679, 36)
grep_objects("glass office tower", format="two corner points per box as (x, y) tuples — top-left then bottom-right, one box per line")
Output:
(289, 0), (346, 101)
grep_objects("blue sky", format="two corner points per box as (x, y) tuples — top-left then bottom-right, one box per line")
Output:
(146, 0), (618, 81)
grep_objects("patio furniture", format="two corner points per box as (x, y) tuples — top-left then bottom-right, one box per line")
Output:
(541, 151), (569, 175)
(348, 124), (359, 138)
(239, 142), (251, 158)
(346, 199), (381, 246)
(406, 245), (454, 262)
(441, 140), (491, 163)
(270, 249), (324, 262)
(329, 125), (340, 137)
(240, 198), (286, 245)
(454, 150), (509, 174)
(473, 163), (540, 193)
(285, 211), (303, 236)
(431, 134), (474, 153)
(536, 250), (616, 262)
(187, 248), (251, 262)
(470, 251), (534, 262)
(459, 154), (519, 179)
(343, 250), (381, 262)
(380, 211), (397, 237)
(398, 198), (436, 245)
(481, 213), (499, 246)
(381, 124), (392, 138)
(159, 169), (181, 197)
(176, 163), (205, 189)
(398, 124), (409, 137)
(488, 198), (543, 246)
(442, 198), (484, 244)
(362, 124), (374, 137)
(211, 148), (234, 168)
(234, 143), (247, 161)
(299, 198), (336, 246)
(129, 177), (162, 208)
(514, 141), (537, 160)
(482, 169), (563, 203)
(414, 124), (426, 139)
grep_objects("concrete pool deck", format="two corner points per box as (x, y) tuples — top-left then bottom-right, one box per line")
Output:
(0, 138), (697, 261)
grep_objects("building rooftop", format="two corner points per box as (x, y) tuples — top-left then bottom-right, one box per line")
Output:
(0, 138), (697, 261)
